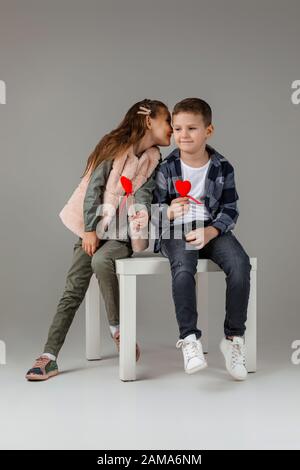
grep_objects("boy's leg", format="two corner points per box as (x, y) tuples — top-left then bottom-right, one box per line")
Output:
(160, 237), (201, 340)
(198, 231), (252, 337)
(43, 238), (93, 357)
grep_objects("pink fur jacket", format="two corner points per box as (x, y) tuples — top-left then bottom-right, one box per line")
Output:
(59, 145), (160, 245)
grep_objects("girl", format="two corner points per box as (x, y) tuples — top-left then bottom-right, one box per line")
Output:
(26, 99), (172, 381)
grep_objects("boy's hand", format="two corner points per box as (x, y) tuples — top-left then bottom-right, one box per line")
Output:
(82, 231), (100, 256)
(185, 226), (219, 249)
(167, 197), (190, 220)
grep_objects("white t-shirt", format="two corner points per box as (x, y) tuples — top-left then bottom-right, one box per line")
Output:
(173, 158), (211, 225)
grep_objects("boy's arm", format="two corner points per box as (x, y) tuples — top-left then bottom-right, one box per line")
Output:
(210, 163), (239, 235)
(83, 160), (112, 232)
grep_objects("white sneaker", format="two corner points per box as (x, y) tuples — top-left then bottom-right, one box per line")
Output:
(176, 334), (207, 374)
(220, 336), (248, 381)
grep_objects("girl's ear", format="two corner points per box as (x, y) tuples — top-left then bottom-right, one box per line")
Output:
(146, 115), (152, 129)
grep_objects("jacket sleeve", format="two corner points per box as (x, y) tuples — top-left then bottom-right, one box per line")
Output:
(151, 163), (170, 238)
(211, 163), (239, 234)
(133, 157), (163, 214)
(83, 160), (112, 232)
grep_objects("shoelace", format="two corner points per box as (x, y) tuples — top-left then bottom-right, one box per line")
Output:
(231, 342), (246, 367)
(176, 340), (200, 360)
(33, 356), (50, 368)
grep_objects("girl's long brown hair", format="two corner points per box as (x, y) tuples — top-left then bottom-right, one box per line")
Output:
(82, 98), (169, 177)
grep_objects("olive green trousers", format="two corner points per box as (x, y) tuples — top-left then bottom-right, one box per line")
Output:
(43, 238), (133, 357)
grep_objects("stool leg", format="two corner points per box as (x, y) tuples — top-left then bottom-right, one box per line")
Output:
(119, 274), (137, 381)
(85, 274), (101, 360)
(196, 273), (209, 354)
(245, 268), (257, 372)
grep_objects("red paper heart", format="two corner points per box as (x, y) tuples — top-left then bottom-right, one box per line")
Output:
(120, 176), (133, 194)
(175, 180), (191, 197)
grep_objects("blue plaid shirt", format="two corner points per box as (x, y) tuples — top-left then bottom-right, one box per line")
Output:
(152, 144), (239, 253)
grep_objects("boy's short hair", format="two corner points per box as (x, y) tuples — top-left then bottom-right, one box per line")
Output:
(172, 98), (212, 127)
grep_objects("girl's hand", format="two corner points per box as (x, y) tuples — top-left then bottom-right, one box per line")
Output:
(128, 209), (149, 233)
(82, 231), (100, 257)
(167, 197), (189, 220)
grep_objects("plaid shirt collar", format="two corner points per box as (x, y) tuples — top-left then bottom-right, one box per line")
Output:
(166, 144), (222, 174)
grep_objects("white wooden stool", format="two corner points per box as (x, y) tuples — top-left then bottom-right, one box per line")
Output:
(85, 254), (257, 381)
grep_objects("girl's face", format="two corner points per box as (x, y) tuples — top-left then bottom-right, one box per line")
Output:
(148, 110), (173, 147)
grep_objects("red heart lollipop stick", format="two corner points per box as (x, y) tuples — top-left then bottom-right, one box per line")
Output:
(175, 180), (203, 205)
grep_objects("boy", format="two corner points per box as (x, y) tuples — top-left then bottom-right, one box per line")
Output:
(153, 98), (251, 381)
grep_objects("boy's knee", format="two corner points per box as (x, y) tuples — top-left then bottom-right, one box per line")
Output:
(240, 253), (252, 272)
(171, 260), (197, 279)
(227, 253), (251, 278)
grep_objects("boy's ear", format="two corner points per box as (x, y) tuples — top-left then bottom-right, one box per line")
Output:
(206, 124), (214, 138)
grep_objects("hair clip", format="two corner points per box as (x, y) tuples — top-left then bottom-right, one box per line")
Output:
(137, 106), (151, 116)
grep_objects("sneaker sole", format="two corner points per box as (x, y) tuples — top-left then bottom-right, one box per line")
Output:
(25, 370), (59, 381)
(185, 361), (208, 374)
(219, 341), (247, 381)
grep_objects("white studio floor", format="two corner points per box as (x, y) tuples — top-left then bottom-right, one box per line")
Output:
(0, 338), (299, 450)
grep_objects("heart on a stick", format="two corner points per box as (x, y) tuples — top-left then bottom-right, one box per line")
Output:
(175, 180), (203, 205)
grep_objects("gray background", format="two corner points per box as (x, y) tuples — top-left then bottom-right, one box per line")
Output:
(0, 0), (299, 426)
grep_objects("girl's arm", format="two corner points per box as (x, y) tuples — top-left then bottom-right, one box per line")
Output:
(129, 170), (158, 252)
(82, 159), (113, 256)
(83, 159), (113, 232)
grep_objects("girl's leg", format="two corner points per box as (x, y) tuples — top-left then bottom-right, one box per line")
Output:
(90, 239), (133, 326)
(43, 238), (93, 357)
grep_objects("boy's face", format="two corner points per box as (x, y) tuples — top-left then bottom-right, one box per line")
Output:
(172, 112), (213, 154)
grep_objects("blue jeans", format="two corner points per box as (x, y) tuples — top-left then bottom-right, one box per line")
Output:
(160, 221), (252, 339)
